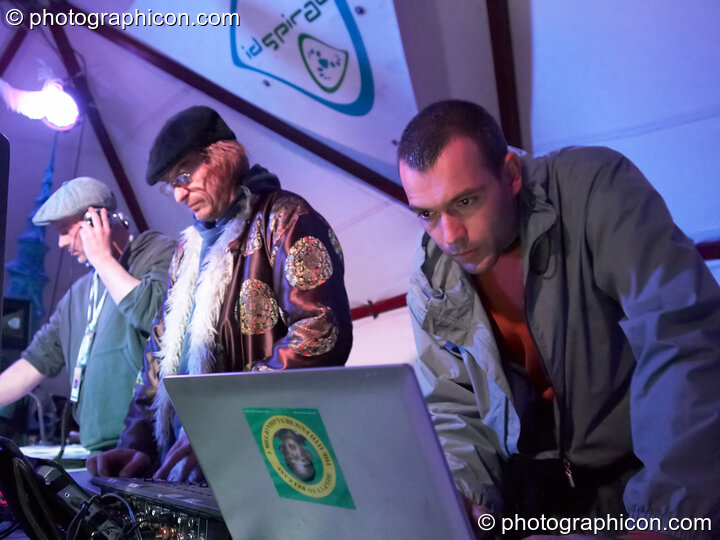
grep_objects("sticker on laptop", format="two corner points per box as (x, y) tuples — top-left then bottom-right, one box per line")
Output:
(244, 407), (355, 509)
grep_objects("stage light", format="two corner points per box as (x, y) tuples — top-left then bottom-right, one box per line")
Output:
(0, 78), (79, 131)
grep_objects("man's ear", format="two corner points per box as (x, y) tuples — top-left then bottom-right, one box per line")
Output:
(503, 152), (523, 196)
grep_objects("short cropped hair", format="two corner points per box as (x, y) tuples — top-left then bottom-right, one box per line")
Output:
(397, 100), (508, 175)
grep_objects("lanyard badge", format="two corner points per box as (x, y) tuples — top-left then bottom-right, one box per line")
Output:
(70, 330), (94, 402)
(69, 366), (83, 403)
(71, 273), (107, 403)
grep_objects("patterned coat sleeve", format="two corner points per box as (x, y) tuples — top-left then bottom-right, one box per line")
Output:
(248, 192), (353, 370)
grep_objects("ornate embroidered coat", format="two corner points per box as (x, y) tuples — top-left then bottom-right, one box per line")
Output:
(118, 172), (352, 462)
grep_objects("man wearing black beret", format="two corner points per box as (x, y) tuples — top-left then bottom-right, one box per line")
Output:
(88, 106), (353, 481)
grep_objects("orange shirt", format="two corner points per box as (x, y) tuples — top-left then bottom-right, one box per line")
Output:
(475, 244), (554, 402)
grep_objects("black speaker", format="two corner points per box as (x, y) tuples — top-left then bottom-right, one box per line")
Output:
(1, 297), (32, 351)
(0, 133), (9, 319)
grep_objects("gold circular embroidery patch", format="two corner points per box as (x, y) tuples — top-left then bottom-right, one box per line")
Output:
(289, 320), (339, 357)
(284, 237), (333, 290)
(236, 279), (279, 335)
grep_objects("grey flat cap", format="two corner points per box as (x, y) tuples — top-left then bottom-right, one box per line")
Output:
(32, 176), (117, 226)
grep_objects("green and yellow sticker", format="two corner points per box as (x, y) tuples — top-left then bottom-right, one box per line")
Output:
(244, 407), (355, 509)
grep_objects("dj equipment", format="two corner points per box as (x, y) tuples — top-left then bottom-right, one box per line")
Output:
(1, 437), (230, 539)
(0, 437), (124, 539)
(91, 477), (230, 539)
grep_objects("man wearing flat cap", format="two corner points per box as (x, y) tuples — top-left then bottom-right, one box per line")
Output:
(88, 106), (353, 481)
(0, 177), (176, 451)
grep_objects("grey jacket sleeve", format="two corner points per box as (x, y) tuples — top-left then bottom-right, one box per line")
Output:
(584, 149), (720, 532)
(21, 289), (72, 378)
(116, 231), (177, 333)
(407, 281), (506, 515)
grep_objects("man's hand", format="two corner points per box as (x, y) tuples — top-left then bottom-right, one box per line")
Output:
(461, 493), (496, 540)
(80, 206), (140, 304)
(78, 207), (114, 268)
(86, 448), (152, 478)
(153, 429), (203, 483)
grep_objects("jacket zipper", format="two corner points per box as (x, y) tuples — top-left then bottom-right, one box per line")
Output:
(523, 285), (575, 489)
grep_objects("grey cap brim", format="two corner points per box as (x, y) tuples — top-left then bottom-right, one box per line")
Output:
(32, 176), (117, 226)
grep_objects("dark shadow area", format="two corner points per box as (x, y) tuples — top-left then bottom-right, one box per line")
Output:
(505, 0), (534, 152)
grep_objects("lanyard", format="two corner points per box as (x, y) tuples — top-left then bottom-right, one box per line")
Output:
(70, 272), (108, 403)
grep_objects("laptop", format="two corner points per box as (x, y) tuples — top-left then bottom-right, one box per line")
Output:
(162, 364), (474, 540)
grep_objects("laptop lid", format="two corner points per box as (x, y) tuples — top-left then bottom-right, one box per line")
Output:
(163, 364), (474, 540)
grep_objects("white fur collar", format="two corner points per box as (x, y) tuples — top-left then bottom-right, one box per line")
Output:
(153, 213), (249, 447)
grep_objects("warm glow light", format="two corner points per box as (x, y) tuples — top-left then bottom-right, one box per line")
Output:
(0, 78), (79, 130)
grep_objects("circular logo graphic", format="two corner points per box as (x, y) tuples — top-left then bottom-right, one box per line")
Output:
(261, 415), (336, 498)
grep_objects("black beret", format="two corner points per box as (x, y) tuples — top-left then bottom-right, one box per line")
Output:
(146, 106), (236, 185)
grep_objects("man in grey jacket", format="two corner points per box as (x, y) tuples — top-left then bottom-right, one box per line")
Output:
(0, 177), (175, 451)
(398, 100), (719, 539)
